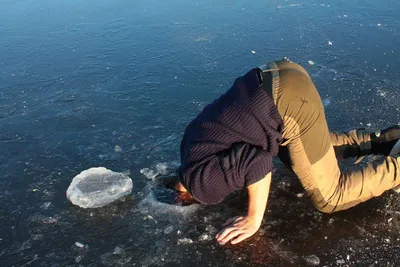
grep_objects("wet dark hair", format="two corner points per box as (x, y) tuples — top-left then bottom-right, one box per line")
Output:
(151, 187), (197, 206)
(156, 175), (182, 191)
(152, 175), (196, 206)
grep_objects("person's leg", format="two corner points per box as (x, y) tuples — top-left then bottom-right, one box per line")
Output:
(265, 60), (400, 213)
(330, 126), (400, 160)
(330, 129), (371, 159)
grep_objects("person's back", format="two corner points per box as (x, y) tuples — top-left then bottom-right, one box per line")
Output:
(179, 68), (283, 204)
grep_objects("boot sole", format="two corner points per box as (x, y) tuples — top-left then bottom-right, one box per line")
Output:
(390, 140), (400, 193)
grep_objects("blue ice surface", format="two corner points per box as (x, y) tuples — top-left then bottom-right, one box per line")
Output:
(1, 0), (400, 266)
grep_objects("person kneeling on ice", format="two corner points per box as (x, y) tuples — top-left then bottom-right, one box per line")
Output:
(165, 59), (400, 246)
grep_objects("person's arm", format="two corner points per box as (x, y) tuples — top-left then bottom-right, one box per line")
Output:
(215, 172), (272, 245)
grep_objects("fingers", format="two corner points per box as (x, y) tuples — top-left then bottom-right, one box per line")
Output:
(216, 221), (241, 241)
(231, 232), (252, 245)
(216, 215), (261, 246)
(217, 216), (245, 241)
(217, 228), (243, 245)
(215, 226), (232, 240)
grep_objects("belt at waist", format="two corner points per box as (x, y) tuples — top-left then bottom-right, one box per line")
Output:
(256, 67), (273, 99)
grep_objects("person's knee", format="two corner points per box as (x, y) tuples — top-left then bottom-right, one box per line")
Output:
(307, 190), (338, 214)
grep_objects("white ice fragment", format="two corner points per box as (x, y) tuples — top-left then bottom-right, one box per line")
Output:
(303, 254), (320, 265)
(43, 217), (58, 224)
(75, 255), (83, 263)
(343, 14), (348, 17)
(296, 193), (304, 198)
(199, 234), (212, 241)
(346, 255), (350, 260)
(66, 167), (133, 208)
(388, 217), (393, 223)
(113, 246), (123, 255)
(385, 238), (390, 243)
(164, 225), (174, 234)
(308, 60), (315, 65)
(251, 50), (256, 54)
(174, 76), (178, 79)
(41, 202), (51, 209)
(177, 238), (193, 245)
(155, 163), (168, 175)
(114, 145), (122, 153)
(366, 123), (372, 127)
(75, 242), (85, 248)
(377, 23), (382, 27)
(140, 168), (157, 179)
(328, 41), (333, 46)
(323, 98), (331, 107)
(336, 259), (345, 264)
(140, 163), (169, 179)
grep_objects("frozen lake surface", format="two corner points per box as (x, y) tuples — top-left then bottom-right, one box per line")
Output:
(1, 0), (400, 266)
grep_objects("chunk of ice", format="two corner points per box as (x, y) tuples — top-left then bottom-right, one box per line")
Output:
(199, 234), (212, 241)
(323, 98), (331, 107)
(308, 60), (315, 65)
(66, 167), (133, 208)
(140, 168), (157, 179)
(75, 242), (85, 248)
(113, 246), (123, 255)
(155, 163), (168, 175)
(303, 254), (320, 265)
(177, 238), (193, 245)
(114, 145), (122, 153)
(164, 225), (174, 234)
(140, 163), (170, 180)
(41, 202), (51, 209)
(336, 259), (345, 264)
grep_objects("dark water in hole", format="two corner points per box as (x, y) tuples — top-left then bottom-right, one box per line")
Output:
(1, 0), (400, 266)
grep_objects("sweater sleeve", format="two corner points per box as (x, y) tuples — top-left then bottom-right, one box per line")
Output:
(180, 143), (274, 205)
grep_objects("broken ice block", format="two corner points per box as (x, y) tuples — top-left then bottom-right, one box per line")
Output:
(66, 167), (133, 208)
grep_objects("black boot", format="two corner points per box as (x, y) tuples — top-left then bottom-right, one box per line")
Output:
(370, 125), (400, 156)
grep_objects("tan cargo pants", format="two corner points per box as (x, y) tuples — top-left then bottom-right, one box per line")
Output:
(261, 60), (400, 213)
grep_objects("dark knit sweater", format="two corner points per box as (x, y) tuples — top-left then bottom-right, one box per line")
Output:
(179, 68), (283, 204)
